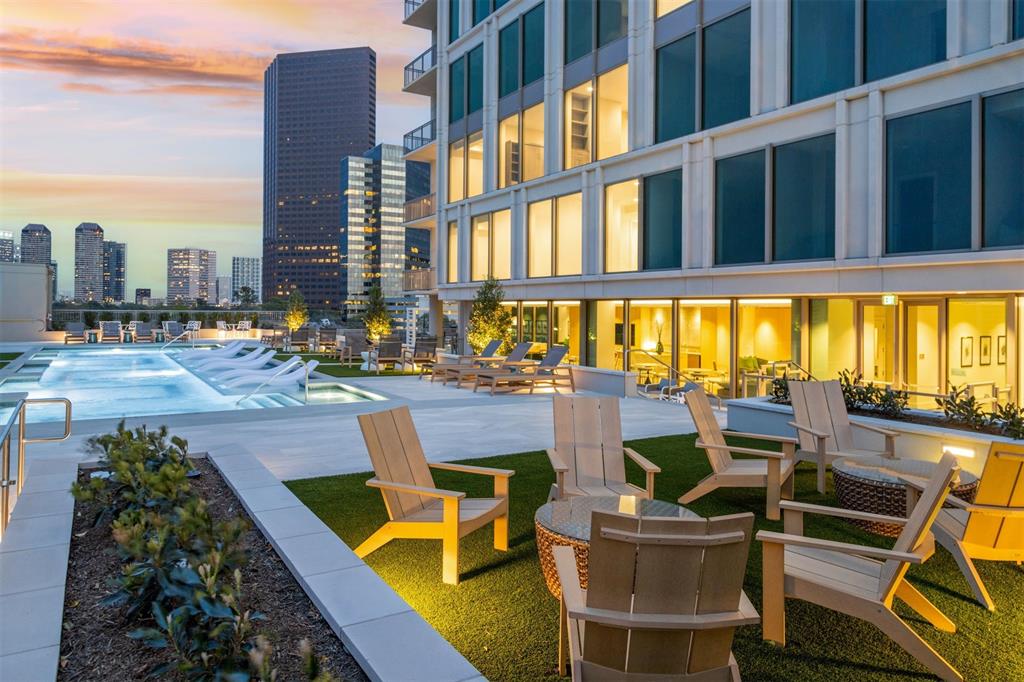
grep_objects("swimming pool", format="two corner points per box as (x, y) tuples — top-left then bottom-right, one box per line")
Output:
(0, 346), (380, 423)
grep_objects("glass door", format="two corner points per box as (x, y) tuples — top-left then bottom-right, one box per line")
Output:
(903, 301), (943, 408)
(860, 301), (896, 385)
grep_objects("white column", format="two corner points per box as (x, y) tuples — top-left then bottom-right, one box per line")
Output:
(630, 0), (655, 150)
(483, 17), (498, 194)
(700, 137), (715, 269)
(511, 187), (527, 280)
(583, 168), (602, 276)
(545, 0), (565, 177)
(834, 98), (850, 262)
(866, 90), (885, 259)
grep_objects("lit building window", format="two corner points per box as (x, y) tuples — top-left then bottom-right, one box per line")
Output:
(564, 64), (628, 170)
(604, 179), (639, 273)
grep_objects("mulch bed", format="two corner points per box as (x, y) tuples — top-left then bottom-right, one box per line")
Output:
(845, 407), (1010, 438)
(58, 457), (367, 681)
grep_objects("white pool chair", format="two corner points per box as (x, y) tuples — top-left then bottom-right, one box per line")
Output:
(200, 348), (276, 375)
(214, 353), (296, 383)
(221, 358), (318, 389)
(179, 340), (246, 362)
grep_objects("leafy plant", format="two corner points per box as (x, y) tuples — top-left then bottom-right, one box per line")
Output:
(284, 290), (309, 333)
(362, 284), (391, 342)
(875, 386), (910, 419)
(237, 286), (258, 307)
(466, 277), (514, 354)
(769, 377), (791, 404)
(991, 402), (1024, 440)
(935, 385), (988, 430)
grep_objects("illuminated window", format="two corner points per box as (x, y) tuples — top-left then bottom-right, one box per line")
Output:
(447, 221), (459, 283)
(596, 64), (628, 160)
(471, 214), (489, 281)
(501, 104), (545, 187)
(522, 103), (545, 181)
(564, 81), (593, 169)
(556, 193), (582, 275)
(527, 200), (553, 278)
(470, 210), (512, 280)
(448, 139), (466, 202)
(604, 179), (639, 273)
(656, 0), (693, 17)
(498, 113), (520, 188)
(467, 130), (484, 197)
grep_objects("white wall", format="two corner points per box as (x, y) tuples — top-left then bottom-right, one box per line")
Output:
(0, 262), (52, 342)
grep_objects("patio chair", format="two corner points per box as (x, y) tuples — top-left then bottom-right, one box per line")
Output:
(64, 322), (86, 344)
(221, 357), (317, 389)
(236, 319), (252, 336)
(355, 405), (514, 585)
(757, 453), (963, 681)
(554, 510), (758, 680)
(316, 326), (338, 352)
(163, 321), (184, 339)
(216, 320), (228, 333)
(411, 335), (438, 377)
(546, 395), (661, 500)
(925, 441), (1024, 611)
(789, 379), (900, 494)
(428, 339), (503, 382)
(473, 345), (574, 395)
(134, 322), (154, 342)
(338, 329), (371, 366)
(99, 321), (122, 343)
(446, 341), (533, 387)
(369, 335), (412, 373)
(679, 386), (796, 521)
(288, 327), (311, 351)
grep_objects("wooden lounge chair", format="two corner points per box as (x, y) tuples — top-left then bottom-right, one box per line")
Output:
(428, 339), (503, 382)
(554, 509), (759, 680)
(446, 341), (533, 387)
(757, 453), (963, 681)
(679, 386), (796, 521)
(369, 335), (412, 373)
(64, 322), (86, 344)
(546, 395), (661, 500)
(355, 406), (514, 585)
(789, 379), (900, 493)
(134, 322), (154, 342)
(99, 321), (122, 343)
(924, 442), (1024, 611)
(411, 335), (438, 377)
(474, 345), (574, 395)
(338, 329), (371, 366)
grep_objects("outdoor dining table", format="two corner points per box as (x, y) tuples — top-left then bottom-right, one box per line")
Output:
(534, 495), (699, 598)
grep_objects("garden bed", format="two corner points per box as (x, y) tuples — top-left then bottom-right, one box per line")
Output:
(60, 457), (366, 681)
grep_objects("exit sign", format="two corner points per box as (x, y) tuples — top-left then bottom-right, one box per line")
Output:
(882, 294), (898, 306)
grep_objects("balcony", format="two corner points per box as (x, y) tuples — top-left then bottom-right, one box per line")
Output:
(403, 45), (437, 96)
(404, 119), (436, 158)
(404, 193), (435, 224)
(403, 0), (437, 30)
(404, 267), (436, 293)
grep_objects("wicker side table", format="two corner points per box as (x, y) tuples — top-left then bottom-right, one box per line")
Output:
(534, 496), (698, 598)
(833, 456), (979, 537)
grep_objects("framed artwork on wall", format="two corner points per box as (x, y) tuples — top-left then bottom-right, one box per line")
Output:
(960, 336), (973, 368)
(979, 335), (992, 366)
(997, 335), (1007, 365)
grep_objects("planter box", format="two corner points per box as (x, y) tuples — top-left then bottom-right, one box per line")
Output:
(726, 397), (1018, 477)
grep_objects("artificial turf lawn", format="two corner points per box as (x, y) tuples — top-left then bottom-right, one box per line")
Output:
(0, 352), (21, 370)
(286, 434), (1024, 681)
(277, 353), (422, 378)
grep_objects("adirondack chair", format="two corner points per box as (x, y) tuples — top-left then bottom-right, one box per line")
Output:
(923, 442), (1024, 610)
(789, 379), (899, 493)
(134, 322), (154, 342)
(679, 387), (796, 521)
(546, 395), (661, 501)
(355, 406), (515, 585)
(757, 453), (963, 682)
(370, 335), (412, 373)
(553, 510), (759, 680)
(64, 322), (86, 344)
(99, 321), (122, 343)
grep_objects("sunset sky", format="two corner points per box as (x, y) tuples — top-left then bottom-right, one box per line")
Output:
(0, 0), (429, 297)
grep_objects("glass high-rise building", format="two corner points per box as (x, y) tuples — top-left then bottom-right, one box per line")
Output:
(74, 222), (104, 302)
(0, 232), (14, 263)
(20, 224), (51, 265)
(231, 256), (262, 304)
(166, 248), (216, 303)
(102, 240), (127, 302)
(262, 47), (376, 308)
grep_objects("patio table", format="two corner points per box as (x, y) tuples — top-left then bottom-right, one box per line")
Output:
(534, 495), (699, 598)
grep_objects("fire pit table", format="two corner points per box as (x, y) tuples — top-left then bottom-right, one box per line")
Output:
(534, 495), (699, 598)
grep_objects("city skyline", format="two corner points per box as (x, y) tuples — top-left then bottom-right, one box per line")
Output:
(0, 0), (429, 297)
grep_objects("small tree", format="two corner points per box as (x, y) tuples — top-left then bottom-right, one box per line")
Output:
(236, 286), (257, 307)
(466, 277), (513, 353)
(284, 290), (309, 333)
(362, 285), (391, 342)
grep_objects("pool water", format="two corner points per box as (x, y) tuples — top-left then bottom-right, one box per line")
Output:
(0, 347), (377, 423)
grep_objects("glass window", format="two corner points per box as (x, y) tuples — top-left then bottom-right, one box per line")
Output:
(629, 300), (673, 385)
(703, 9), (750, 129)
(522, 3), (545, 85)
(808, 299), (856, 380)
(473, 0), (489, 25)
(678, 299), (731, 397)
(449, 0), (461, 44)
(655, 34), (696, 143)
(521, 103), (545, 181)
(564, 0), (593, 64)
(983, 89), (1024, 248)
(528, 200), (553, 277)
(448, 139), (465, 202)
(467, 45), (484, 114)
(495, 0), (512, 7)
(491, 209), (512, 280)
(948, 298), (1008, 402)
(553, 301), (581, 363)
(737, 299), (796, 394)
(585, 299), (625, 369)
(471, 214), (489, 280)
(605, 179), (639, 273)
(498, 113), (520, 188)
(886, 103), (971, 254)
(499, 22), (520, 98)
(556, 193), (583, 275)
(466, 131), (484, 197)
(447, 221), (459, 283)
(657, 0), (693, 18)
(715, 150), (765, 265)
(861, 303), (896, 385)
(596, 65), (629, 160)
(522, 302), (549, 353)
(865, 0), (945, 82)
(774, 133), (835, 261)
(597, 0), (627, 48)
(565, 81), (593, 169)
(449, 57), (465, 123)
(790, 0), (855, 104)
(1016, 0), (1024, 40)
(643, 170), (682, 270)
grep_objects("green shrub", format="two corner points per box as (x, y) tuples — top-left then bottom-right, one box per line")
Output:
(935, 386), (989, 431)
(991, 402), (1024, 440)
(139, 311), (151, 323)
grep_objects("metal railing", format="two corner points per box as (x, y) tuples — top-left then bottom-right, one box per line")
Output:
(161, 329), (196, 350)
(740, 361), (816, 398)
(235, 359), (314, 406)
(403, 268), (437, 292)
(404, 0), (427, 19)
(403, 119), (436, 154)
(404, 193), (435, 222)
(624, 349), (725, 407)
(404, 45), (436, 88)
(1, 395), (72, 538)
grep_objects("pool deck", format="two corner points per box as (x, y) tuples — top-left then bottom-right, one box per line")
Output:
(21, 375), (714, 481)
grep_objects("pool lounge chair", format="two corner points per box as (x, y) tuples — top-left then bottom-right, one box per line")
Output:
(134, 323), (154, 343)
(428, 339), (503, 382)
(445, 342), (533, 387)
(179, 340), (246, 362)
(473, 345), (573, 395)
(64, 322), (86, 344)
(100, 321), (122, 343)
(200, 347), (276, 374)
(220, 357), (317, 389)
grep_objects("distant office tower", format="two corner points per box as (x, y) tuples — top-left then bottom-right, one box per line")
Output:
(49, 261), (58, 301)
(135, 288), (151, 305)
(215, 276), (232, 305)
(74, 222), (104, 302)
(406, 228), (431, 271)
(231, 256), (261, 303)
(20, 224), (51, 265)
(102, 240), (127, 302)
(0, 231), (14, 262)
(166, 248), (216, 303)
(263, 47), (376, 307)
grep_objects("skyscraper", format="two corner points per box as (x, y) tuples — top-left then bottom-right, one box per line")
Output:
(102, 240), (127, 302)
(74, 222), (104, 302)
(231, 256), (261, 303)
(166, 248), (216, 303)
(215, 276), (232, 305)
(263, 47), (376, 307)
(20, 224), (51, 265)
(135, 288), (151, 305)
(0, 231), (14, 263)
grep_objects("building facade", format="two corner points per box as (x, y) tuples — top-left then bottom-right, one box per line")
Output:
(401, 0), (1024, 403)
(74, 222), (104, 302)
(215, 276), (232, 305)
(166, 248), (216, 303)
(231, 256), (262, 303)
(135, 288), (152, 305)
(20, 224), (51, 266)
(102, 240), (127, 302)
(262, 47), (377, 307)
(0, 232), (14, 263)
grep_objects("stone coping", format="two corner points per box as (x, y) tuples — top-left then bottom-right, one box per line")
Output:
(206, 446), (483, 682)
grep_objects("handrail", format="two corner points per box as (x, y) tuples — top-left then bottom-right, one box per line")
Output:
(625, 348), (684, 383)
(1, 396), (73, 538)
(235, 359), (312, 406)
(161, 329), (195, 350)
